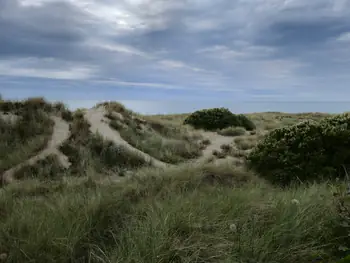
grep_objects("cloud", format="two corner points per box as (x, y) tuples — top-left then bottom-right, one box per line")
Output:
(2, 0), (350, 109)
(0, 58), (96, 79)
(337, 32), (350, 42)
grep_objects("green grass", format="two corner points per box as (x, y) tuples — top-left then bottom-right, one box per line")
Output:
(106, 111), (203, 164)
(0, 107), (54, 174)
(1, 98), (350, 263)
(59, 112), (151, 176)
(119, 125), (202, 164)
(0, 163), (348, 263)
(12, 154), (68, 181)
(0, 97), (75, 176)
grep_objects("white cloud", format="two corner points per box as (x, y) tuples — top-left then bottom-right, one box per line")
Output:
(19, 0), (57, 7)
(197, 44), (276, 60)
(85, 39), (152, 58)
(158, 59), (214, 73)
(92, 79), (177, 89)
(0, 58), (96, 80)
(337, 32), (350, 42)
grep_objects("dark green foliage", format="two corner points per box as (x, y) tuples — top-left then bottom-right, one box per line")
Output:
(237, 114), (256, 131)
(248, 113), (350, 186)
(60, 110), (73, 122)
(184, 108), (255, 131)
(333, 193), (350, 261)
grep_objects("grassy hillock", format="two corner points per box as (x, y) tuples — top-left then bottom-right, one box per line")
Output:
(0, 97), (349, 263)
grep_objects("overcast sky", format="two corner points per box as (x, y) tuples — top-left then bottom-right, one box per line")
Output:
(1, 0), (350, 114)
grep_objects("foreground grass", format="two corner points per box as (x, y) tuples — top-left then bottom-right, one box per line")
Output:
(0, 162), (348, 263)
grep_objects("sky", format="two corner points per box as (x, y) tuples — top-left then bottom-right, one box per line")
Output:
(1, 0), (350, 114)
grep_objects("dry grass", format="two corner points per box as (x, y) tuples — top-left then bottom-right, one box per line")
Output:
(218, 126), (247, 136)
(59, 111), (151, 176)
(234, 135), (259, 150)
(0, 100), (55, 174)
(105, 106), (203, 164)
(143, 113), (190, 126)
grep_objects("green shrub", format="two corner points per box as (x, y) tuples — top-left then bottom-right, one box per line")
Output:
(183, 108), (255, 131)
(248, 113), (350, 186)
(60, 110), (73, 122)
(237, 114), (256, 131)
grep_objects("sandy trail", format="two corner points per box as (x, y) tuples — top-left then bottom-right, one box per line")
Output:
(189, 131), (235, 166)
(1, 116), (71, 184)
(1, 109), (239, 184)
(84, 107), (169, 169)
(102, 131), (237, 182)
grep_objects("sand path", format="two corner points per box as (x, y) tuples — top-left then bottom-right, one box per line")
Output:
(1, 109), (238, 184)
(192, 131), (234, 165)
(1, 116), (71, 184)
(84, 107), (170, 169)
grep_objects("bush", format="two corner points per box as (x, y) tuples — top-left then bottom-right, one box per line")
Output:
(61, 110), (73, 122)
(183, 108), (255, 131)
(237, 114), (256, 131)
(247, 113), (350, 186)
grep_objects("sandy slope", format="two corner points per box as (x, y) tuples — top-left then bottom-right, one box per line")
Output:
(84, 107), (235, 169)
(1, 116), (71, 184)
(194, 131), (234, 164)
(1, 109), (239, 184)
(84, 107), (169, 169)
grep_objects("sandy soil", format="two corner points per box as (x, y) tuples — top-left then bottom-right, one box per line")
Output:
(84, 107), (170, 169)
(1, 116), (71, 184)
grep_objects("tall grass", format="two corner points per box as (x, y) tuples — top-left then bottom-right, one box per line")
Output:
(0, 163), (348, 263)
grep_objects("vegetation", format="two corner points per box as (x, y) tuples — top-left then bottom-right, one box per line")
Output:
(0, 98), (54, 174)
(13, 154), (68, 181)
(1, 97), (349, 263)
(106, 109), (203, 164)
(218, 126), (247, 136)
(0, 163), (349, 263)
(184, 107), (256, 131)
(60, 111), (150, 176)
(248, 113), (350, 186)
